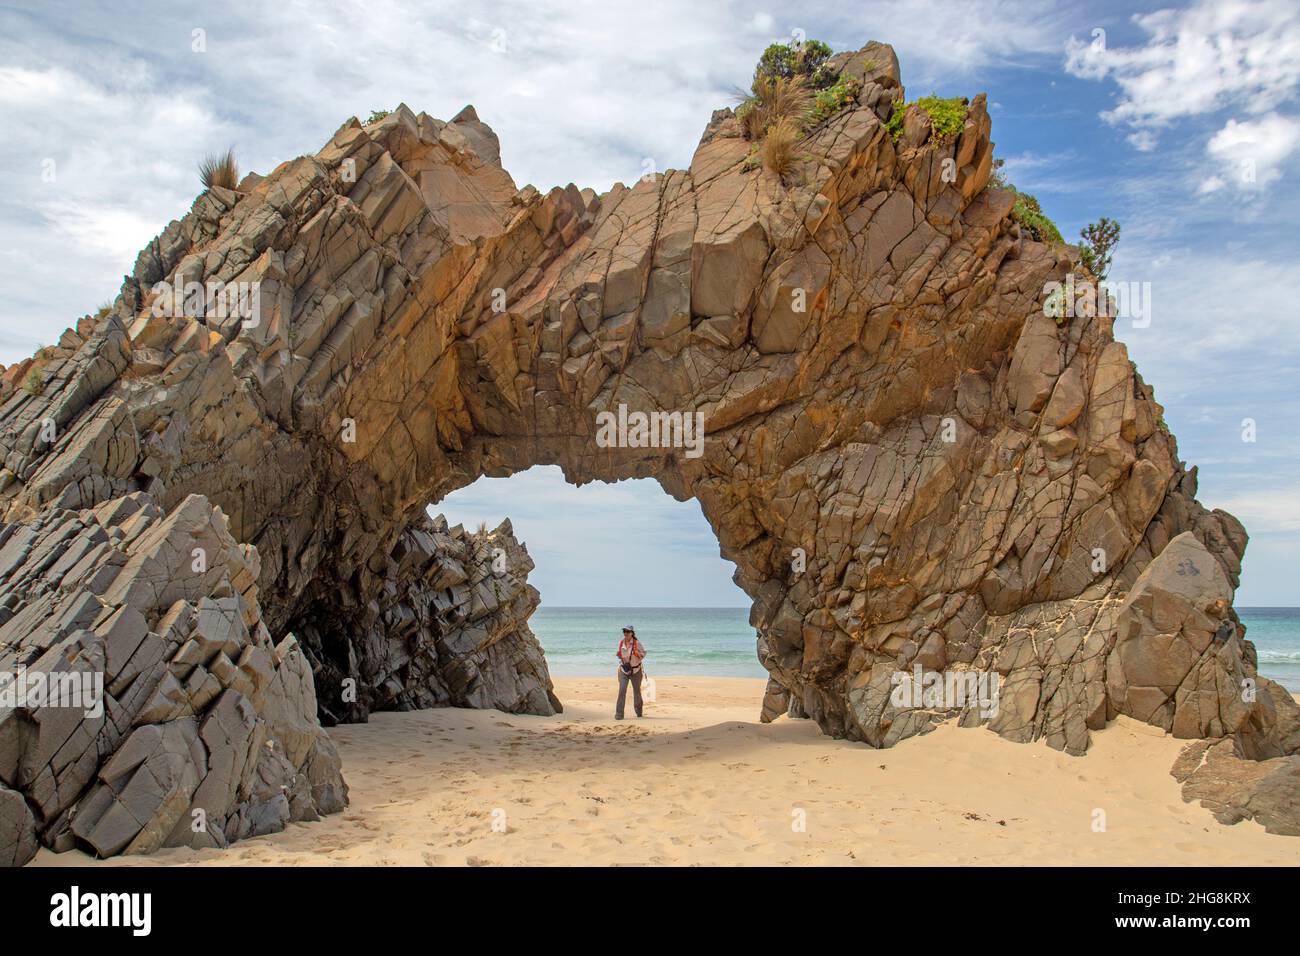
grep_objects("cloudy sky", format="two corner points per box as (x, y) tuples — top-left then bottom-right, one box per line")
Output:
(2, 0), (1297, 606)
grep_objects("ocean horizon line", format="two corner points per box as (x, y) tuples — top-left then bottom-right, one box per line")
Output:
(536, 604), (752, 611)
(537, 604), (1300, 611)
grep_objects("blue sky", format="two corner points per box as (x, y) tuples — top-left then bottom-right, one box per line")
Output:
(2, 0), (1298, 605)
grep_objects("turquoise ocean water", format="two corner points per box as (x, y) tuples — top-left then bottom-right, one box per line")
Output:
(532, 607), (765, 678)
(1238, 608), (1300, 694)
(531, 606), (1300, 692)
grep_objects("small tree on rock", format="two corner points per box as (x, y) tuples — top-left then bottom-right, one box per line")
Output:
(1079, 217), (1121, 281)
(755, 40), (833, 85)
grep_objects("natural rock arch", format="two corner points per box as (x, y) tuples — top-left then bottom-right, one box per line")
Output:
(1, 41), (1297, 862)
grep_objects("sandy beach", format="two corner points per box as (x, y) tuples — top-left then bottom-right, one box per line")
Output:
(31, 676), (1300, 867)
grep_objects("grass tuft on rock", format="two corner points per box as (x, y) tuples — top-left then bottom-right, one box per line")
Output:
(737, 75), (812, 140)
(198, 149), (239, 191)
(761, 116), (801, 178)
(735, 37), (850, 181)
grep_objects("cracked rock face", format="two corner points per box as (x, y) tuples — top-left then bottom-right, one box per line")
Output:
(0, 40), (1296, 858)
(1173, 736), (1300, 836)
(0, 492), (346, 864)
(296, 515), (560, 724)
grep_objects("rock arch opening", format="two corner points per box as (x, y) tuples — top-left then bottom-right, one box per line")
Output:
(291, 462), (758, 727)
(434, 465), (748, 611)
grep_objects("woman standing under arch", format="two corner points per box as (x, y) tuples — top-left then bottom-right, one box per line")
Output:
(615, 625), (646, 719)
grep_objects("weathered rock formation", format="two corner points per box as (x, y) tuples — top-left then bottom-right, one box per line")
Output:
(0, 492), (346, 863)
(1, 40), (1297, 861)
(296, 515), (560, 723)
(1173, 736), (1300, 836)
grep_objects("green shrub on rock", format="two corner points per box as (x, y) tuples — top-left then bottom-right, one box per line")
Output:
(1011, 192), (1063, 244)
(809, 77), (862, 125)
(886, 95), (968, 142)
(755, 40), (833, 85)
(21, 362), (46, 396)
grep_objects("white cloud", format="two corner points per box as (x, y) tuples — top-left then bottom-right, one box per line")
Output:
(435, 466), (745, 606)
(995, 149), (1088, 194)
(1127, 129), (1157, 151)
(1203, 113), (1300, 190)
(1065, 1), (1300, 202)
(1115, 251), (1300, 368)
(1209, 489), (1300, 533)
(1197, 173), (1227, 194)
(1065, 0), (1300, 131)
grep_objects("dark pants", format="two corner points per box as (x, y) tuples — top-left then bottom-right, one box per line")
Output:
(616, 668), (643, 718)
